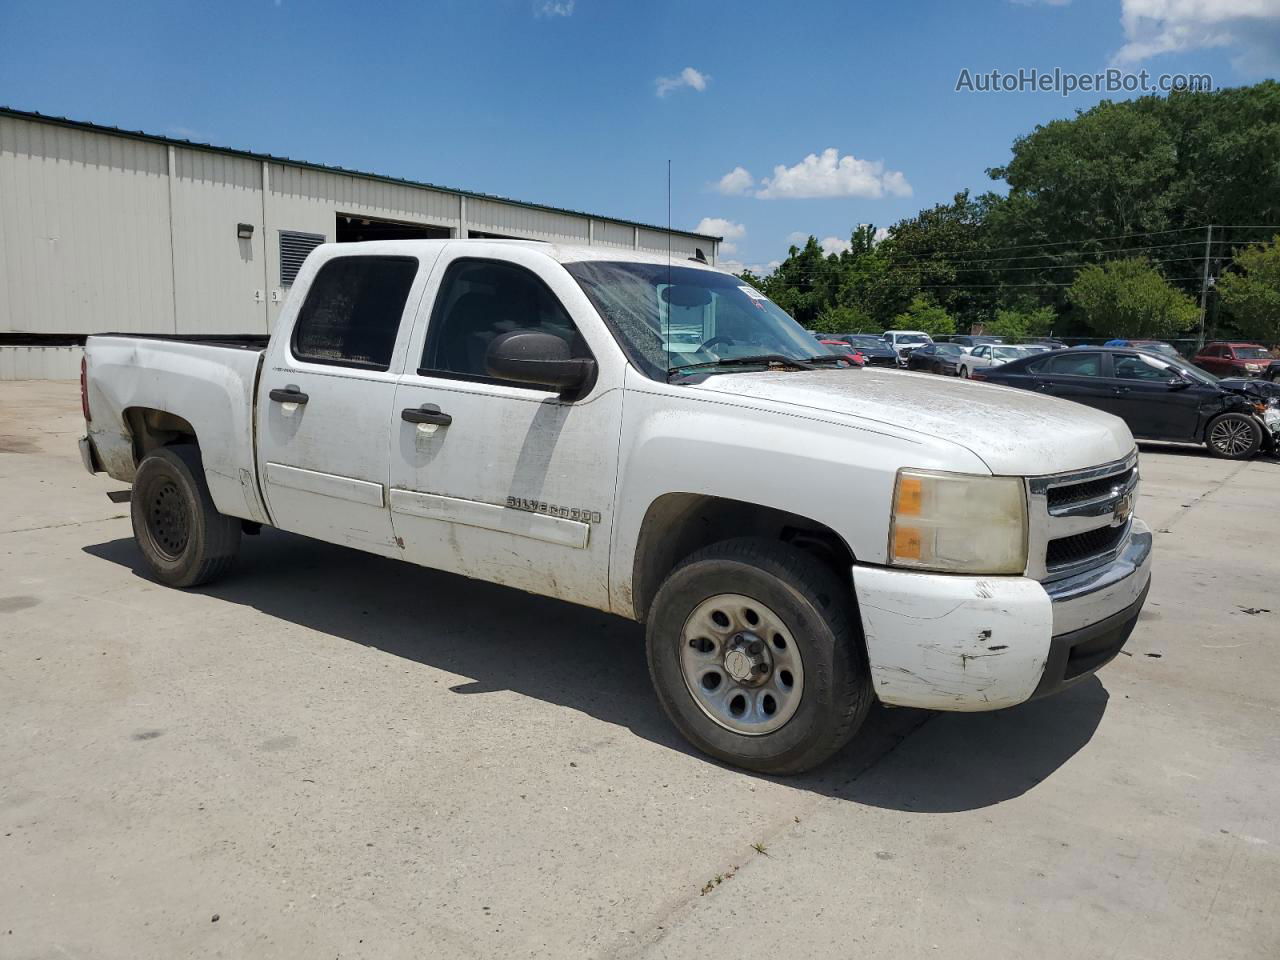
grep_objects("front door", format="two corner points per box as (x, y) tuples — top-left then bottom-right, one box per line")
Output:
(257, 252), (432, 558)
(1104, 352), (1204, 440)
(388, 247), (623, 611)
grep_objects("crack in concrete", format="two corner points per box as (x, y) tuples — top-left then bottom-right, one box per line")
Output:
(1154, 460), (1253, 534)
(1, 514), (128, 536)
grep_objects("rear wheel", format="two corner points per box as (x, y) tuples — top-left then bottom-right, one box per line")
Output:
(131, 444), (241, 587)
(646, 538), (873, 775)
(959, 365), (971, 378)
(1205, 412), (1263, 460)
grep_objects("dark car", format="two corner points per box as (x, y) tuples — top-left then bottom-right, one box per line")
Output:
(824, 334), (899, 367)
(907, 341), (967, 375)
(949, 335), (1005, 348)
(976, 347), (1280, 460)
(1193, 341), (1278, 380)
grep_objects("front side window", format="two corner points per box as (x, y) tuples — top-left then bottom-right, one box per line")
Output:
(291, 256), (418, 370)
(1114, 353), (1174, 381)
(422, 258), (589, 382)
(563, 261), (828, 379)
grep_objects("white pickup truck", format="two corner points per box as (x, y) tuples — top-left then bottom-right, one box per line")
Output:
(80, 240), (1151, 774)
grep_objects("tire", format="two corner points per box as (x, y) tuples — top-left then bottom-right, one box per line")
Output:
(646, 538), (873, 775)
(1205, 412), (1263, 460)
(959, 365), (970, 379)
(131, 444), (241, 587)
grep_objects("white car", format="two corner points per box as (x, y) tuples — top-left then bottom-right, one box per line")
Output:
(959, 343), (1051, 378)
(80, 240), (1150, 775)
(881, 330), (934, 366)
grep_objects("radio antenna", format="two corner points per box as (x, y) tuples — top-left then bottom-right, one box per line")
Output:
(666, 159), (672, 381)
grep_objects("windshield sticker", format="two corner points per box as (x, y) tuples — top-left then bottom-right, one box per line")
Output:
(738, 285), (768, 301)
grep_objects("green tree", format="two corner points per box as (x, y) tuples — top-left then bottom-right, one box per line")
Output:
(984, 305), (1056, 340)
(891, 296), (956, 338)
(1067, 258), (1199, 338)
(1218, 236), (1280, 344)
(813, 304), (872, 334)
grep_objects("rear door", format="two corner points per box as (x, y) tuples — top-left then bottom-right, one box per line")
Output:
(256, 250), (436, 557)
(387, 246), (624, 611)
(1030, 352), (1114, 409)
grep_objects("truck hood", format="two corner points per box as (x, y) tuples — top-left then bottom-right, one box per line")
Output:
(689, 368), (1135, 476)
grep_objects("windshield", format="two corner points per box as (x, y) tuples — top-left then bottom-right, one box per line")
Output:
(563, 261), (829, 377)
(992, 347), (1034, 361)
(1167, 355), (1219, 385)
(895, 334), (930, 345)
(848, 336), (885, 348)
(1235, 346), (1270, 359)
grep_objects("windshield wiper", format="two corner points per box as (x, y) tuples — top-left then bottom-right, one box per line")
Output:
(670, 354), (818, 374)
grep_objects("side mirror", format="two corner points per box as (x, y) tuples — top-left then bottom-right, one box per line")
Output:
(486, 330), (597, 399)
(1167, 376), (1192, 390)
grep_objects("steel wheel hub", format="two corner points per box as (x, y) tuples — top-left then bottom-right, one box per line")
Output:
(679, 593), (805, 736)
(148, 480), (190, 559)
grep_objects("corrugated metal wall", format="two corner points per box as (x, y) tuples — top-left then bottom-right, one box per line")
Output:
(0, 115), (174, 334)
(0, 111), (719, 374)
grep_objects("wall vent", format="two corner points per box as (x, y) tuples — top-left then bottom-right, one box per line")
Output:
(279, 230), (326, 286)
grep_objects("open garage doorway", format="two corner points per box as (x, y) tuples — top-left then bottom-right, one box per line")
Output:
(336, 213), (450, 243)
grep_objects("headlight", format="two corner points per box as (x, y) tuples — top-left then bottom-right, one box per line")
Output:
(888, 469), (1028, 575)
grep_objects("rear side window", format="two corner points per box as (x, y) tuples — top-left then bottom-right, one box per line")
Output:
(1040, 352), (1103, 377)
(292, 256), (418, 371)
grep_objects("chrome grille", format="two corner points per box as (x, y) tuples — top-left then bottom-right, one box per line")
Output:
(1026, 451), (1139, 582)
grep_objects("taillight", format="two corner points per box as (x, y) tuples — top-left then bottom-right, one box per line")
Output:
(80, 356), (91, 422)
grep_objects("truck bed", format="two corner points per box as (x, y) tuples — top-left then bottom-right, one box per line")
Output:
(84, 333), (270, 525)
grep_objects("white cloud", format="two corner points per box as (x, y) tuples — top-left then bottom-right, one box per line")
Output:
(874, 226), (891, 244)
(536, 0), (574, 16)
(656, 66), (709, 97)
(694, 217), (745, 254)
(755, 148), (913, 199)
(715, 166), (755, 195)
(720, 258), (780, 276)
(819, 236), (850, 256)
(1113, 0), (1280, 69)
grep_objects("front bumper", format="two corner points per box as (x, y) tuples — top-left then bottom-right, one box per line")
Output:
(853, 519), (1152, 711)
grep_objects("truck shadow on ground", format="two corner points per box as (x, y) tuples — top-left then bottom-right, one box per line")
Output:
(85, 529), (1109, 813)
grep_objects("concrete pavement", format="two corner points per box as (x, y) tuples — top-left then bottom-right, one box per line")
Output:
(1, 379), (1277, 959)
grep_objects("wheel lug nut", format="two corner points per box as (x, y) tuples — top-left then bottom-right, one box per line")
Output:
(733, 634), (744, 644)
(747, 641), (763, 655)
(754, 663), (770, 674)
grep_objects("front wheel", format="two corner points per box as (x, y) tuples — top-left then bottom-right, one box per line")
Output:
(959, 365), (970, 379)
(1205, 412), (1263, 460)
(646, 538), (873, 775)
(131, 444), (241, 587)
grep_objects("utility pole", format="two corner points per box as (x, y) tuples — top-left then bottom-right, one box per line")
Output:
(1198, 224), (1213, 348)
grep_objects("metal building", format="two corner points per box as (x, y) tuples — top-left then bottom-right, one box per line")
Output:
(0, 107), (720, 379)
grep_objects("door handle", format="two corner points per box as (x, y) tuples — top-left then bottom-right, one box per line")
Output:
(401, 404), (452, 426)
(269, 386), (309, 405)
(1037, 381), (1053, 390)
(1113, 386), (1130, 395)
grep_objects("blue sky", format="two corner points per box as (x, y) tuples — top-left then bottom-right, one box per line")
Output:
(2, 0), (1277, 270)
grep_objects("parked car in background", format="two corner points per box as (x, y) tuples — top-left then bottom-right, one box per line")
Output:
(882, 330), (933, 365)
(957, 343), (1049, 379)
(907, 342), (967, 375)
(1193, 342), (1277, 379)
(1104, 339), (1182, 360)
(1029, 338), (1069, 350)
(823, 334), (899, 367)
(976, 347), (1280, 459)
(817, 339), (867, 366)
(949, 335), (1005, 349)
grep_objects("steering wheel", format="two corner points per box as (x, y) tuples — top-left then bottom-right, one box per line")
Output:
(700, 335), (737, 351)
